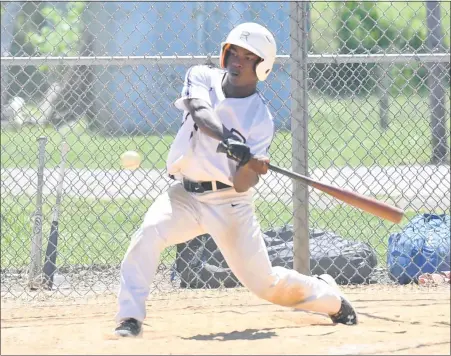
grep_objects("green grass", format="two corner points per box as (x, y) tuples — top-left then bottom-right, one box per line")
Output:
(1, 193), (428, 270)
(0, 195), (148, 269)
(0, 121), (174, 171)
(273, 94), (450, 168)
(1, 94), (449, 170)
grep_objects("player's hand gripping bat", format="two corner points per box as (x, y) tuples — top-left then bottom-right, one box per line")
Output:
(217, 141), (405, 224)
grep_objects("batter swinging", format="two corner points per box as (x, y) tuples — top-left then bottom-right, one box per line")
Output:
(114, 22), (358, 337)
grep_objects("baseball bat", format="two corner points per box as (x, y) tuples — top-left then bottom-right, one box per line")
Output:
(28, 136), (47, 290)
(261, 162), (404, 224)
(42, 141), (69, 290)
(217, 143), (404, 224)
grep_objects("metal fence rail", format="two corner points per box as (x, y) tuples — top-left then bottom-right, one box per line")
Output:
(2, 53), (451, 66)
(1, 1), (450, 299)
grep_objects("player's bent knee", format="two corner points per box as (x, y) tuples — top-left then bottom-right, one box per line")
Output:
(258, 284), (306, 307)
(250, 267), (308, 307)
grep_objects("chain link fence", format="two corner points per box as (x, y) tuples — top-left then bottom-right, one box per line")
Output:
(1, 1), (450, 300)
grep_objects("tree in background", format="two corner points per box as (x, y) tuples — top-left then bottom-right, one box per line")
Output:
(2, 1), (92, 127)
(2, 2), (47, 108)
(1, 2), (23, 121)
(335, 1), (407, 96)
(25, 1), (92, 127)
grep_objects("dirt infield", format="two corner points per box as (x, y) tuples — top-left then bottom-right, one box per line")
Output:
(1, 286), (450, 355)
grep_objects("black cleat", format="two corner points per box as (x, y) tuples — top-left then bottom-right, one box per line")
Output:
(316, 274), (358, 325)
(114, 318), (143, 337)
(329, 297), (358, 325)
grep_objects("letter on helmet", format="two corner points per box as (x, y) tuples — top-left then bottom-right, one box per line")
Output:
(219, 22), (277, 81)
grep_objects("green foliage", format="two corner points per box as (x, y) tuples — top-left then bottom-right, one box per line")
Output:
(336, 1), (406, 53)
(325, 1), (450, 97)
(310, 1), (450, 52)
(26, 2), (85, 72)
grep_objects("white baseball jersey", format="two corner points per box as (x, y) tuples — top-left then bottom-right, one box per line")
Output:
(166, 65), (274, 191)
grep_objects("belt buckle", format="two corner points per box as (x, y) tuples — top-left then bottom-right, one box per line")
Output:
(192, 182), (205, 193)
(185, 179), (205, 193)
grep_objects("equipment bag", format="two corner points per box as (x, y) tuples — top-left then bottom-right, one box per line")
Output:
(387, 214), (450, 284)
(174, 225), (378, 288)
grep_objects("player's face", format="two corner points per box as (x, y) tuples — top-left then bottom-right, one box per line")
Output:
(225, 45), (260, 86)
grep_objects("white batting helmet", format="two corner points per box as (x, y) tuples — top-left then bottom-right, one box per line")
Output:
(219, 22), (277, 81)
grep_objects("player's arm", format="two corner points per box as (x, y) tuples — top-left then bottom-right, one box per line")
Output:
(185, 100), (259, 192)
(233, 160), (265, 192)
(184, 99), (255, 179)
(184, 98), (261, 181)
(175, 66), (232, 142)
(233, 113), (274, 192)
(183, 98), (232, 141)
(233, 155), (270, 192)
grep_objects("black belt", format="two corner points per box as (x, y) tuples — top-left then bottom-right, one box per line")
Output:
(169, 175), (232, 193)
(183, 178), (232, 193)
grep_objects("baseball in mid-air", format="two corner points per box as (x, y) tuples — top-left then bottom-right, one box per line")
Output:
(120, 150), (142, 170)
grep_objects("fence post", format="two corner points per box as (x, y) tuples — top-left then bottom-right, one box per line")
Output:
(425, 0), (449, 164)
(290, 2), (310, 275)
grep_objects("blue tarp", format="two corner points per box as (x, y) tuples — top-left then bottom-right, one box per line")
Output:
(387, 214), (450, 284)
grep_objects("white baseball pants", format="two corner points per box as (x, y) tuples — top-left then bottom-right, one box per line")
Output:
(116, 183), (342, 323)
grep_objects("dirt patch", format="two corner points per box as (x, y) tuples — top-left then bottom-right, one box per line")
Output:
(1, 286), (450, 355)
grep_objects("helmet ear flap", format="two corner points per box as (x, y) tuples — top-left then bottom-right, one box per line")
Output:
(221, 44), (232, 68)
(254, 57), (263, 76)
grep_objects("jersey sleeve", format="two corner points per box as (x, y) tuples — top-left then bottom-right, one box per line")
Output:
(174, 65), (212, 111)
(246, 108), (275, 158)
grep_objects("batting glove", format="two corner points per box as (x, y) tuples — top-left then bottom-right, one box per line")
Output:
(218, 138), (251, 166)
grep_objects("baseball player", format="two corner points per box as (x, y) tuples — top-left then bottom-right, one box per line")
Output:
(114, 22), (358, 337)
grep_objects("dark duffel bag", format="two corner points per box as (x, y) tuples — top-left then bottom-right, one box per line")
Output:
(174, 225), (378, 288)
